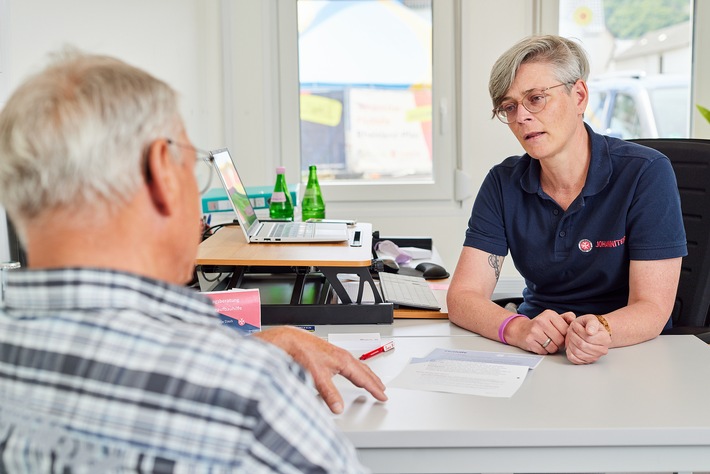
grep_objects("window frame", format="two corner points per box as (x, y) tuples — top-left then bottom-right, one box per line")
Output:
(276, 0), (458, 203)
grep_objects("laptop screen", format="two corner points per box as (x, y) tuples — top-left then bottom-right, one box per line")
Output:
(210, 149), (259, 233)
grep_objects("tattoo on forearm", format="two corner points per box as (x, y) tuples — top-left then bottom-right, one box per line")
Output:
(488, 254), (501, 281)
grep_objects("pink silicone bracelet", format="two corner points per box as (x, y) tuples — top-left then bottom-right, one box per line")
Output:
(498, 314), (528, 344)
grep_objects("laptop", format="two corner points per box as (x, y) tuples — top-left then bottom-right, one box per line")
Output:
(209, 148), (349, 243)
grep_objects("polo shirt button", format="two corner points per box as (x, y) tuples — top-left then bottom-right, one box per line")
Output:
(553, 209), (559, 215)
(559, 231), (566, 237)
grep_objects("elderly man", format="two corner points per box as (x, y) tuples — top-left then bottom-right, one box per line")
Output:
(0, 51), (385, 472)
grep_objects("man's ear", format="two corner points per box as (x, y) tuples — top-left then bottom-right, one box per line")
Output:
(144, 140), (180, 216)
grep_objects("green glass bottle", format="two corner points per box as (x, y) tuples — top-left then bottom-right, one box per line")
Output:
(301, 165), (326, 220)
(269, 166), (294, 220)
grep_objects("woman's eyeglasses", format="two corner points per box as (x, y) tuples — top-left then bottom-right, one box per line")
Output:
(493, 82), (573, 124)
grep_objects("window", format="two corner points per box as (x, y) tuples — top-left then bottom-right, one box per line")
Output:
(278, 0), (456, 203)
(298, 0), (433, 182)
(586, 90), (608, 131)
(609, 93), (641, 138)
(651, 84), (691, 137)
(558, 0), (693, 139)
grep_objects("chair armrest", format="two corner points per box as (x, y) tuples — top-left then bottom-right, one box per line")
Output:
(493, 297), (524, 312)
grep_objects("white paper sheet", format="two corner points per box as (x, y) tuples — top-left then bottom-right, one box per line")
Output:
(413, 348), (543, 369)
(388, 348), (541, 398)
(389, 358), (529, 397)
(328, 333), (381, 352)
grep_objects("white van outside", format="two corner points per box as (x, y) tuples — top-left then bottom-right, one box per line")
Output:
(586, 73), (690, 139)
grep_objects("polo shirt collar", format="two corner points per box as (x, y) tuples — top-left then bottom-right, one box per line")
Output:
(520, 122), (612, 197)
(3, 267), (218, 327)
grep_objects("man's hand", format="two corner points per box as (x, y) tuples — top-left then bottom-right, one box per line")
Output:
(255, 326), (387, 414)
(565, 314), (612, 364)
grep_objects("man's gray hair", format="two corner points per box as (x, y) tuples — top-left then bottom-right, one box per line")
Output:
(0, 50), (182, 228)
(489, 35), (590, 111)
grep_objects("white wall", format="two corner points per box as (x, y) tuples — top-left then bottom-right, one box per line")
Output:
(4, 0), (224, 151)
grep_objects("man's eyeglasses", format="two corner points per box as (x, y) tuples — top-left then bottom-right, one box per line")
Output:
(166, 139), (211, 164)
(493, 82), (573, 124)
(165, 138), (213, 194)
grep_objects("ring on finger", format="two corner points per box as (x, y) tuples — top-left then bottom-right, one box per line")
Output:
(541, 337), (552, 349)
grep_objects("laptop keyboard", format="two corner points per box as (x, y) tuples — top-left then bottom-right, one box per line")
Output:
(268, 222), (316, 238)
(378, 272), (441, 310)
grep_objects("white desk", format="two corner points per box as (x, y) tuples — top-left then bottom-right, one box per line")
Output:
(324, 320), (710, 473)
(311, 318), (471, 339)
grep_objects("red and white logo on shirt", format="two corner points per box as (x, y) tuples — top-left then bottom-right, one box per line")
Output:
(578, 239), (593, 252)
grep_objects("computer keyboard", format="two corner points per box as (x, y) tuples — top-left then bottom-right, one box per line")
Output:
(378, 272), (441, 310)
(269, 222), (315, 238)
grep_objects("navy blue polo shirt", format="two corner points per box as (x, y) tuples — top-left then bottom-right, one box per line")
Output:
(464, 124), (687, 321)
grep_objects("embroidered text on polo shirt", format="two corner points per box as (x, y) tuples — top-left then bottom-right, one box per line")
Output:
(596, 236), (626, 248)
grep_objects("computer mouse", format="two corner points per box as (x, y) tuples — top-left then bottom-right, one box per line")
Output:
(381, 258), (400, 273)
(415, 262), (449, 280)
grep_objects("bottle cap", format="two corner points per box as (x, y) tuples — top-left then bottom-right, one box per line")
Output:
(276, 166), (286, 174)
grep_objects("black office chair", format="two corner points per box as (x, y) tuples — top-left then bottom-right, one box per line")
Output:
(494, 138), (710, 342)
(630, 139), (710, 342)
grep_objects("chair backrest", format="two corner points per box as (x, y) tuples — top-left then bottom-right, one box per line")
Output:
(630, 138), (710, 328)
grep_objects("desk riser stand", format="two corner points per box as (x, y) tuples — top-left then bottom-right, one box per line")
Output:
(197, 264), (393, 326)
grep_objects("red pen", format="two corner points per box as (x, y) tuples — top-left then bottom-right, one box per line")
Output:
(359, 341), (395, 361)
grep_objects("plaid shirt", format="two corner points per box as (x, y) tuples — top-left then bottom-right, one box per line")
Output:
(0, 268), (366, 473)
